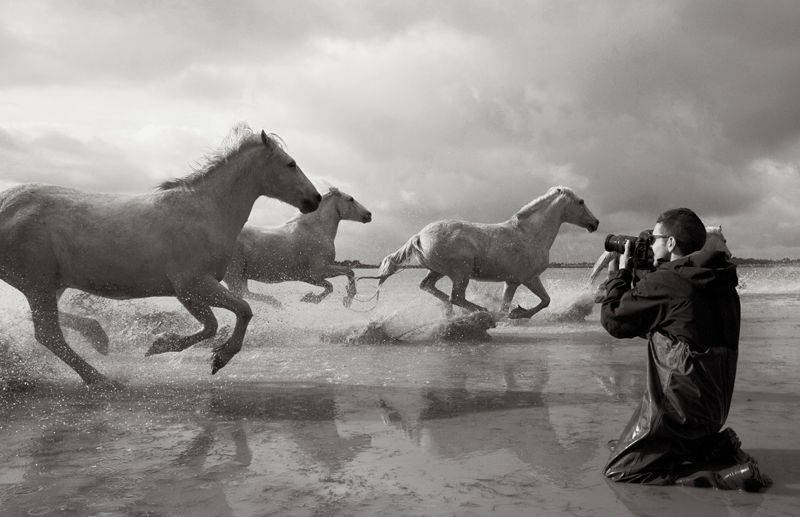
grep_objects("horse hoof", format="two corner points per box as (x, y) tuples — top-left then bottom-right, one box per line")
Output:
(508, 306), (530, 319)
(92, 339), (110, 356)
(211, 352), (228, 375)
(86, 322), (110, 355)
(87, 377), (124, 392)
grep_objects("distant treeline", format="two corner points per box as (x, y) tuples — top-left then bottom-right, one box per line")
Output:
(731, 257), (800, 266)
(338, 260), (600, 269)
(337, 257), (800, 269)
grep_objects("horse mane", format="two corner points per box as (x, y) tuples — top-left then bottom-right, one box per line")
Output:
(157, 122), (281, 191)
(513, 186), (574, 220)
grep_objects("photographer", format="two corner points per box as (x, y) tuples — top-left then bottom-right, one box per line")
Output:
(600, 208), (771, 490)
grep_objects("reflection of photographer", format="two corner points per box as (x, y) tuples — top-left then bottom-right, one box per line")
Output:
(599, 208), (771, 491)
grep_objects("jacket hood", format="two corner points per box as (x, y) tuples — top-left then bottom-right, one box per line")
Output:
(660, 249), (738, 290)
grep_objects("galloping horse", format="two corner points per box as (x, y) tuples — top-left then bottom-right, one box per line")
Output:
(364, 186), (599, 318)
(588, 225), (731, 284)
(224, 187), (372, 307)
(0, 123), (321, 386)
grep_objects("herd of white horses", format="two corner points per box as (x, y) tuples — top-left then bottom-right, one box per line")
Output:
(0, 124), (730, 387)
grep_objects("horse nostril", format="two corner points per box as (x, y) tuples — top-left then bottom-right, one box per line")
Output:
(315, 193), (322, 203)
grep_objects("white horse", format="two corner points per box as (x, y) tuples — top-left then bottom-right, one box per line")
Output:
(0, 123), (321, 386)
(588, 225), (732, 284)
(224, 187), (372, 307)
(363, 186), (599, 318)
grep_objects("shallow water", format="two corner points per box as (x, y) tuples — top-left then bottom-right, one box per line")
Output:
(1, 267), (799, 516)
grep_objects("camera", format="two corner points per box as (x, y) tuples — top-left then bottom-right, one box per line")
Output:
(604, 230), (655, 272)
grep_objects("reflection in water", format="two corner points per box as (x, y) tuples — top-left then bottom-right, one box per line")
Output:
(1, 398), (114, 516)
(0, 352), (783, 516)
(207, 388), (372, 476)
(606, 478), (765, 517)
(376, 356), (605, 486)
(0, 385), (376, 516)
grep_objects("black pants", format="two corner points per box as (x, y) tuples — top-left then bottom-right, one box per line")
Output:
(604, 337), (737, 485)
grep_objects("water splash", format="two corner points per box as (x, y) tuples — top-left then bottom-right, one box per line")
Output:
(0, 337), (37, 392)
(737, 266), (800, 294)
(542, 292), (596, 322)
(321, 311), (496, 345)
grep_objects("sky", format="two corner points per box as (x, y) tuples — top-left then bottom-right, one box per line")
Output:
(1, 0), (799, 263)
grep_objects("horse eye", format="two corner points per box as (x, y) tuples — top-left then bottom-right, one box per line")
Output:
(348, 197), (354, 202)
(579, 200), (584, 205)
(287, 161), (297, 168)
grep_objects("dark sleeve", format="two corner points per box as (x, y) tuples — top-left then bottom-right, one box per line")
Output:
(600, 269), (671, 339)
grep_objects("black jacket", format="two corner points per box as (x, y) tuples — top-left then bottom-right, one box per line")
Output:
(601, 250), (740, 352)
(601, 250), (742, 483)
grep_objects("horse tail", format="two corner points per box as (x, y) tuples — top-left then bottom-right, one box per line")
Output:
(356, 234), (423, 292)
(379, 235), (423, 282)
(588, 250), (616, 284)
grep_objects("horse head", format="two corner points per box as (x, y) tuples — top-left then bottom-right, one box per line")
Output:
(326, 187), (372, 224)
(259, 131), (321, 214)
(704, 225), (731, 258)
(554, 186), (599, 233)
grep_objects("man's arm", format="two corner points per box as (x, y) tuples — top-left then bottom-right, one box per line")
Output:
(600, 270), (669, 339)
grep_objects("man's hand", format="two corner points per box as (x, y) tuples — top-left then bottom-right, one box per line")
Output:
(608, 240), (633, 275)
(619, 239), (632, 271)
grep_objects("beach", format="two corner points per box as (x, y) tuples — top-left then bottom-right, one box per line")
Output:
(1, 267), (798, 516)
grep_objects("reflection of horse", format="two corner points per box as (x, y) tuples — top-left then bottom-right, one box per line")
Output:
(0, 123), (320, 386)
(363, 186), (599, 318)
(377, 358), (602, 481)
(588, 225), (731, 285)
(225, 187), (372, 308)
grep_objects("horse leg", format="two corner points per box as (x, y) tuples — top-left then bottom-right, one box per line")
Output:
(145, 298), (218, 356)
(224, 270), (245, 297)
(226, 270), (283, 308)
(240, 281), (283, 308)
(450, 276), (487, 313)
(27, 292), (113, 387)
(419, 271), (450, 305)
(172, 276), (253, 374)
(300, 279), (334, 304)
(301, 265), (357, 307)
(56, 290), (109, 355)
(58, 311), (110, 355)
(327, 265), (357, 306)
(509, 277), (550, 319)
(244, 289), (283, 308)
(500, 282), (520, 312)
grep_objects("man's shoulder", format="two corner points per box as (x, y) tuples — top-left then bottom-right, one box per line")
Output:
(633, 267), (690, 295)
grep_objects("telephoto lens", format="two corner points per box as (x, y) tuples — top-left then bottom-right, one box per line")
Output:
(604, 234), (635, 254)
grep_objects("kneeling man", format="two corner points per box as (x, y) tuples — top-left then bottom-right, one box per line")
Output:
(601, 208), (770, 491)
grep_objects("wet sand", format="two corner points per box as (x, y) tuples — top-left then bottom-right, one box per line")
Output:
(0, 275), (798, 516)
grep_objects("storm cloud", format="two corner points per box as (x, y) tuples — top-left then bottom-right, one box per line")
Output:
(1, 0), (799, 261)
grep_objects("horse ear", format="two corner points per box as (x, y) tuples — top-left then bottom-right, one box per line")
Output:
(261, 130), (269, 147)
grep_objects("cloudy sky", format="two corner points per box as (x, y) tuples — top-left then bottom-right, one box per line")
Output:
(2, 0), (799, 263)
